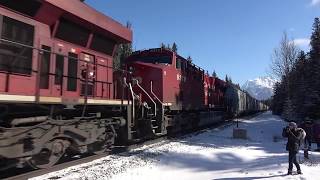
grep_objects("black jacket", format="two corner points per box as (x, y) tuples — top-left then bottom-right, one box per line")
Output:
(282, 127), (303, 152)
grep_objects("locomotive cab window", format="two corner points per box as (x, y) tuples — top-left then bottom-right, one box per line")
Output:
(0, 16), (34, 75)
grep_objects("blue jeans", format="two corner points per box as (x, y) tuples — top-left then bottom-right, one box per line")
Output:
(288, 151), (301, 172)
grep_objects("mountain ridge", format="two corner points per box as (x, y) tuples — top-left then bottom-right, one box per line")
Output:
(242, 76), (277, 101)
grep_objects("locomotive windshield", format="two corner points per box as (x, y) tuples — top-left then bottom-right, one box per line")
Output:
(133, 55), (172, 64)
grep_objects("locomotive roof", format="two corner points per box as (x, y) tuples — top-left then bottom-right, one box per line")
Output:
(131, 48), (205, 72)
(0, 0), (132, 43)
(43, 0), (132, 43)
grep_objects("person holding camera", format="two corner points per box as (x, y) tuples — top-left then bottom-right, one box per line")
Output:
(282, 122), (304, 175)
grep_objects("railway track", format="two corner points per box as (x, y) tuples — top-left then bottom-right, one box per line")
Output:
(3, 112), (262, 180)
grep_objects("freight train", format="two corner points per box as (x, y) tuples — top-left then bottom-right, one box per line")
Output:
(0, 0), (267, 170)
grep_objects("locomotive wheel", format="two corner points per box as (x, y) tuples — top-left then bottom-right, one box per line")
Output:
(27, 139), (69, 169)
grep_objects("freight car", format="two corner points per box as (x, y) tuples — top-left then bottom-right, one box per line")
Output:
(224, 85), (268, 117)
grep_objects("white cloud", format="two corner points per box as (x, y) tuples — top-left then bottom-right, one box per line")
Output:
(292, 38), (310, 48)
(310, 0), (320, 6)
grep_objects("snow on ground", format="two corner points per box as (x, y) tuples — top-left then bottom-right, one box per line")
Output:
(31, 112), (320, 180)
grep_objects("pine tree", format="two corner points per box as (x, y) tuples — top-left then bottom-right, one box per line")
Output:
(167, 44), (171, 50)
(212, 70), (217, 77)
(187, 56), (192, 62)
(290, 51), (308, 121)
(271, 18), (320, 119)
(310, 17), (320, 59)
(307, 17), (320, 119)
(160, 43), (166, 49)
(225, 75), (229, 83)
(113, 22), (133, 70)
(172, 42), (178, 53)
(271, 81), (286, 115)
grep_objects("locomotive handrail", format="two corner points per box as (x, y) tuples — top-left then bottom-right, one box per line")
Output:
(150, 81), (164, 105)
(132, 79), (157, 117)
(128, 82), (135, 126)
(150, 81), (164, 133)
(0, 38), (131, 74)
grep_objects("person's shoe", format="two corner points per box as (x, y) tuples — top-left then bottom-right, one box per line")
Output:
(287, 171), (292, 175)
(297, 170), (303, 175)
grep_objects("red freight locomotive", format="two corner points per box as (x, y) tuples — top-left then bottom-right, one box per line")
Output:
(0, 0), (134, 169)
(0, 0), (267, 171)
(124, 48), (228, 134)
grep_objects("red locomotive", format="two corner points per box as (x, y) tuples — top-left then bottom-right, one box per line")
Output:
(0, 0), (133, 169)
(0, 0), (267, 171)
(124, 48), (229, 134)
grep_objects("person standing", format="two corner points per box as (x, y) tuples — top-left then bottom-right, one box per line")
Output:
(282, 122), (303, 175)
(300, 119), (313, 150)
(313, 120), (320, 151)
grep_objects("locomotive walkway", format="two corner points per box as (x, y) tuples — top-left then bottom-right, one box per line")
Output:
(28, 112), (320, 180)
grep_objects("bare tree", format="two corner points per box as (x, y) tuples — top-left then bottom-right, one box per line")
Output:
(269, 32), (299, 80)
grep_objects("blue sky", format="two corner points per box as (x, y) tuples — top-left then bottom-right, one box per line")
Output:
(86, 0), (319, 85)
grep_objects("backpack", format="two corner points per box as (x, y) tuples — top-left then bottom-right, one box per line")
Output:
(297, 128), (306, 148)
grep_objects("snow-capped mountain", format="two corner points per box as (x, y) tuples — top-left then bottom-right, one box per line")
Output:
(242, 77), (277, 100)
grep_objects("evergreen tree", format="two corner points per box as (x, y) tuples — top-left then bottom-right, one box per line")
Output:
(160, 43), (166, 49)
(172, 42), (178, 53)
(212, 70), (217, 77)
(271, 18), (320, 120)
(187, 56), (192, 62)
(307, 17), (320, 119)
(113, 22), (133, 70)
(167, 44), (171, 50)
(310, 17), (320, 59)
(229, 77), (233, 84)
(290, 51), (308, 121)
(271, 81), (286, 115)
